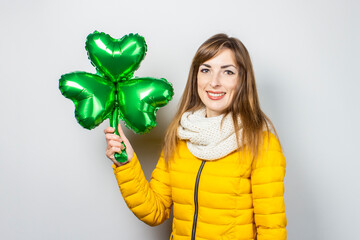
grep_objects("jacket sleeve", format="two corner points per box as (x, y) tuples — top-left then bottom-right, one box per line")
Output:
(251, 132), (287, 239)
(112, 152), (172, 226)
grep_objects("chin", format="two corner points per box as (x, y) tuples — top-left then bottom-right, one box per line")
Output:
(205, 105), (229, 117)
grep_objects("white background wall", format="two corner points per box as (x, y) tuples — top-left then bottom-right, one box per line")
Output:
(0, 0), (359, 239)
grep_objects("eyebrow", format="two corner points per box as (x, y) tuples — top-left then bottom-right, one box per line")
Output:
(200, 64), (237, 69)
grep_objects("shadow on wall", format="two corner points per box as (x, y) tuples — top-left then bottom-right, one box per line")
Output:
(123, 105), (176, 172)
(258, 78), (321, 239)
(123, 114), (174, 239)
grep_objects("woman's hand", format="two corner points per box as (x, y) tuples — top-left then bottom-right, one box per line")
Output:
(104, 123), (134, 167)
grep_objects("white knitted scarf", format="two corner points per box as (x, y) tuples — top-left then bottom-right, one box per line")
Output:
(177, 108), (243, 160)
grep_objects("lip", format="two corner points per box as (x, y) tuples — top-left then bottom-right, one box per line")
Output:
(206, 91), (226, 100)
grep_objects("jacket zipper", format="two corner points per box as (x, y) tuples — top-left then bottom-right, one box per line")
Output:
(191, 160), (206, 240)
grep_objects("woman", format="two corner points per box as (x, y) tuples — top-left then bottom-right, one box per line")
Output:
(104, 33), (287, 240)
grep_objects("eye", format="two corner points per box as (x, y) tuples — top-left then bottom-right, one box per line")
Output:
(200, 68), (210, 73)
(224, 70), (235, 75)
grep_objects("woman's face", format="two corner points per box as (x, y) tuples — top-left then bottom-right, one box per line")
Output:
(197, 48), (239, 118)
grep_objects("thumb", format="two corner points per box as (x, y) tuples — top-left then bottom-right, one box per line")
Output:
(117, 123), (127, 140)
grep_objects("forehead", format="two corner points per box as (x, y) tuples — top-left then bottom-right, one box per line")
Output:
(202, 48), (237, 66)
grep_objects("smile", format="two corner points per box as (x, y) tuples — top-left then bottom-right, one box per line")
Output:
(207, 91), (226, 100)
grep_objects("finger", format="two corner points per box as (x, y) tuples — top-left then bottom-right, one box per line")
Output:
(120, 143), (125, 150)
(106, 144), (120, 153)
(106, 147), (129, 166)
(104, 127), (115, 134)
(122, 138), (131, 149)
(108, 140), (122, 148)
(108, 146), (121, 155)
(107, 144), (125, 152)
(117, 123), (127, 140)
(105, 133), (121, 142)
(105, 149), (115, 160)
(112, 146), (122, 153)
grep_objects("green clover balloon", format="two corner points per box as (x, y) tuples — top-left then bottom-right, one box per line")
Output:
(59, 31), (174, 163)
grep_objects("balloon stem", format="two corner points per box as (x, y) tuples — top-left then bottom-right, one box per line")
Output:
(110, 106), (128, 163)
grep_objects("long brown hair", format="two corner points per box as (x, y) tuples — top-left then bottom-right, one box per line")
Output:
(163, 33), (280, 162)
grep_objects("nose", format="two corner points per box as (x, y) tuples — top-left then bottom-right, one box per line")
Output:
(209, 72), (221, 88)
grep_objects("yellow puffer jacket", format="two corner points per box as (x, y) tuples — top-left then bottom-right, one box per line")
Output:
(113, 131), (287, 240)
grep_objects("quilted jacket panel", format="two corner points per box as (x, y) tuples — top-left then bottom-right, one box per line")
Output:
(113, 131), (287, 239)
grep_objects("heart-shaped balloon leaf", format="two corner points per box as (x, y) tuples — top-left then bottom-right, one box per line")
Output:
(117, 77), (174, 133)
(86, 31), (147, 82)
(59, 72), (116, 129)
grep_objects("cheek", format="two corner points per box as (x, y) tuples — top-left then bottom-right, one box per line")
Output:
(225, 78), (238, 93)
(197, 80), (202, 97)
(225, 81), (239, 104)
(197, 76), (206, 91)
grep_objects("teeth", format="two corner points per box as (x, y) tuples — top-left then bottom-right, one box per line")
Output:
(208, 92), (225, 97)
